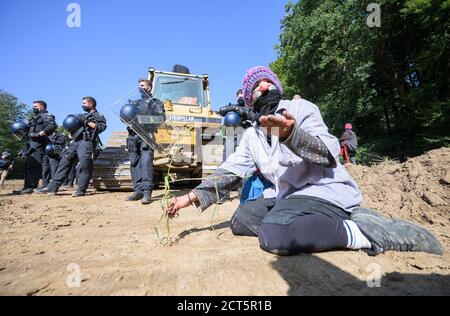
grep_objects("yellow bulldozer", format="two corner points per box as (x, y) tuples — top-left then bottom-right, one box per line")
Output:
(92, 66), (224, 190)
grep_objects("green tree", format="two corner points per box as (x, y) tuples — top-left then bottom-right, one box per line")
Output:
(57, 125), (70, 138)
(0, 90), (30, 178)
(272, 0), (449, 161)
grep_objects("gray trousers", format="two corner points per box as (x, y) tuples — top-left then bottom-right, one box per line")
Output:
(128, 136), (155, 193)
(42, 155), (61, 187)
(47, 139), (94, 193)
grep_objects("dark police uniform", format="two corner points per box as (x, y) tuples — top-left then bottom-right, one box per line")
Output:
(23, 111), (57, 190)
(42, 131), (67, 187)
(63, 140), (78, 188)
(45, 110), (107, 194)
(127, 91), (165, 199)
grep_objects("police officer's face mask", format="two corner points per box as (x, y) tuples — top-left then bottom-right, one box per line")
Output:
(32, 107), (41, 114)
(139, 87), (151, 97)
(82, 105), (91, 112)
(237, 97), (245, 107)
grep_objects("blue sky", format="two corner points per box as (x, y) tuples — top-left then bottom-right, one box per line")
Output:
(0, 0), (289, 142)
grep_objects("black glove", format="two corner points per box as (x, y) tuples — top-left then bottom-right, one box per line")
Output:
(30, 132), (41, 141)
(233, 106), (253, 121)
(77, 114), (87, 124)
(219, 104), (235, 117)
(219, 104), (256, 129)
(220, 104), (253, 118)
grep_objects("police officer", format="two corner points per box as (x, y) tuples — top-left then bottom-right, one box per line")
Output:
(41, 130), (66, 187)
(13, 100), (57, 194)
(36, 97), (107, 197)
(220, 89), (254, 161)
(125, 79), (165, 204)
(218, 89), (250, 203)
(236, 89), (245, 107)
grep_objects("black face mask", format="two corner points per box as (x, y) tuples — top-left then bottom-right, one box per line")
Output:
(252, 90), (282, 120)
(32, 108), (40, 114)
(237, 97), (245, 107)
(82, 106), (91, 112)
(139, 88), (151, 99)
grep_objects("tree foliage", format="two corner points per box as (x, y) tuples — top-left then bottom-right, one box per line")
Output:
(272, 0), (449, 160)
(0, 90), (30, 178)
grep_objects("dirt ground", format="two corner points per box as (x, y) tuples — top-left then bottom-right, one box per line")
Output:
(0, 148), (449, 296)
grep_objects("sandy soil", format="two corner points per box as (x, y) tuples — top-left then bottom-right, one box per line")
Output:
(0, 148), (449, 296)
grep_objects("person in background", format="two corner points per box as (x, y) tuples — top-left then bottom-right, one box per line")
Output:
(340, 123), (358, 164)
(61, 135), (77, 189)
(0, 150), (14, 186)
(125, 79), (165, 204)
(219, 89), (248, 203)
(36, 97), (106, 197)
(13, 100), (57, 194)
(222, 89), (248, 161)
(41, 130), (66, 188)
